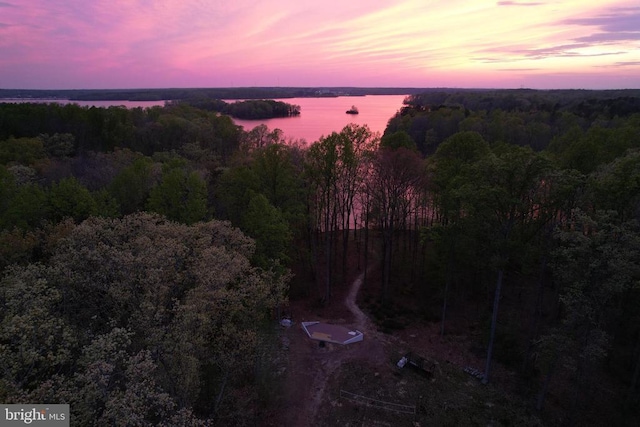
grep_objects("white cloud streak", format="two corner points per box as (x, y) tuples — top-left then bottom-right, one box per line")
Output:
(0, 0), (638, 89)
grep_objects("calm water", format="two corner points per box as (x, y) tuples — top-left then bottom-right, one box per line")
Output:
(231, 95), (408, 143)
(1, 94), (409, 143)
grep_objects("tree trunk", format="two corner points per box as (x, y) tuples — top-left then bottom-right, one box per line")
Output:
(536, 346), (559, 411)
(567, 361), (585, 427)
(566, 327), (593, 427)
(381, 228), (393, 305)
(354, 213), (360, 271)
(411, 207), (418, 284)
(324, 205), (331, 303)
(482, 268), (504, 384)
(523, 252), (547, 374)
(363, 208), (370, 288)
(214, 370), (230, 414)
(332, 206), (340, 287)
(307, 226), (318, 296)
(342, 211), (350, 284)
(441, 256), (453, 337)
(627, 335), (640, 405)
(441, 236), (457, 337)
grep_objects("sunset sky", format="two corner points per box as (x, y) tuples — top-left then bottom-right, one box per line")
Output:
(1, 0), (639, 90)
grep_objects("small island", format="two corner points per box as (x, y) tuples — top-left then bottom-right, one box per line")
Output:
(346, 105), (359, 114)
(177, 98), (301, 119)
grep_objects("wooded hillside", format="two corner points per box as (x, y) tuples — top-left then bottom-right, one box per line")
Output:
(1, 89), (639, 425)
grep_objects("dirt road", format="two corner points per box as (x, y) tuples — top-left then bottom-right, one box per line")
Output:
(278, 268), (387, 426)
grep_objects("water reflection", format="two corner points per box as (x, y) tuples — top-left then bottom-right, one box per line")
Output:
(1, 94), (409, 144)
(230, 95), (407, 143)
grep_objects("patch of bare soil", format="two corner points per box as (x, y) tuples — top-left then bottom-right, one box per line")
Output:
(264, 239), (632, 427)
(274, 267), (388, 426)
(267, 265), (546, 427)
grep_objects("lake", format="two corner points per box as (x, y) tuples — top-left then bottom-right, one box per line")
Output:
(230, 95), (408, 143)
(1, 94), (409, 143)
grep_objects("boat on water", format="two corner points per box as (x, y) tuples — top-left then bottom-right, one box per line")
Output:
(345, 105), (359, 114)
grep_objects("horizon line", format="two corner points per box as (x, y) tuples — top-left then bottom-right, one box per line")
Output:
(2, 86), (640, 92)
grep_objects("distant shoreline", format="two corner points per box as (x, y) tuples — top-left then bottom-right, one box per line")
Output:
(2, 87), (639, 103)
(0, 87), (423, 102)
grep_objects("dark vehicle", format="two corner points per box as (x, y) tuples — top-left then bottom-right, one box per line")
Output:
(397, 352), (435, 378)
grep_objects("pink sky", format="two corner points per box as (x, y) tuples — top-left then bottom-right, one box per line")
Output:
(1, 0), (639, 90)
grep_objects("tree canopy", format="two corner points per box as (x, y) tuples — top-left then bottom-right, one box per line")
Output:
(2, 91), (640, 425)
(0, 213), (288, 424)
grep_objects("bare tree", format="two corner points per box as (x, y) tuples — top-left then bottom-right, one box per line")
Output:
(365, 146), (424, 305)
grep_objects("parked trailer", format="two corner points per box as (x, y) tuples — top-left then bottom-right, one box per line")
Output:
(397, 352), (435, 378)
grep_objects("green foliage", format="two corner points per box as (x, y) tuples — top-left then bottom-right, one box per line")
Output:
(222, 99), (301, 119)
(241, 124), (284, 151)
(92, 189), (121, 218)
(1, 183), (49, 230)
(548, 120), (640, 174)
(588, 149), (640, 222)
(469, 145), (558, 279)
(242, 191), (292, 268)
(435, 131), (489, 163)
(0, 264), (78, 393)
(108, 156), (155, 215)
(0, 165), (14, 216)
(380, 130), (417, 151)
(251, 143), (306, 225)
(538, 212), (640, 411)
(132, 104), (241, 158)
(217, 165), (260, 221)
(462, 144), (553, 244)
(48, 177), (98, 223)
(305, 124), (380, 299)
(68, 328), (179, 426)
(40, 133), (77, 158)
(216, 141), (306, 274)
(385, 105), (467, 155)
(431, 131), (491, 220)
(2, 91), (640, 424)
(0, 213), (290, 423)
(0, 137), (46, 165)
(177, 98), (301, 119)
(146, 162), (208, 224)
(0, 102), (240, 158)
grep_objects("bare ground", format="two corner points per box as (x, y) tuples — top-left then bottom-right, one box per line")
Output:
(266, 261), (544, 427)
(260, 236), (632, 427)
(276, 267), (389, 426)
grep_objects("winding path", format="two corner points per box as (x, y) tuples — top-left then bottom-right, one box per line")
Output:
(281, 268), (387, 426)
(346, 269), (376, 333)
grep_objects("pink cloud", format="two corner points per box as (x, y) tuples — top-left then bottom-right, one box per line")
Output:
(0, 0), (638, 89)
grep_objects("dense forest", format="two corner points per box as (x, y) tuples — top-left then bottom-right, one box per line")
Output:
(175, 98), (301, 119)
(1, 89), (640, 426)
(0, 86), (425, 101)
